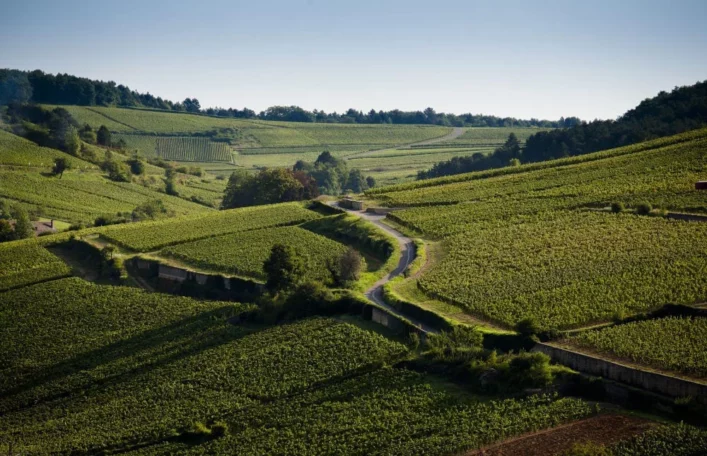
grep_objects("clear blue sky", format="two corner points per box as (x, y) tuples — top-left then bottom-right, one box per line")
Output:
(2, 0), (706, 120)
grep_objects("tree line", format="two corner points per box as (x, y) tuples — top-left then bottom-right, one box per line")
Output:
(221, 151), (375, 209)
(420, 80), (707, 179)
(0, 69), (572, 127)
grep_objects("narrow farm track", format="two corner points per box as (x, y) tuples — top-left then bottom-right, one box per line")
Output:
(85, 107), (139, 131)
(409, 126), (464, 146)
(346, 127), (465, 159)
(329, 202), (436, 333)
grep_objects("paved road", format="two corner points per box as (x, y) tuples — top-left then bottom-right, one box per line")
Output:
(330, 203), (436, 333)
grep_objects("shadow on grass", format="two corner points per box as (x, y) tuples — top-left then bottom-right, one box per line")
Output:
(0, 306), (254, 414)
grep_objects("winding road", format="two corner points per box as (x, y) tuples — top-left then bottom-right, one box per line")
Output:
(330, 203), (437, 333)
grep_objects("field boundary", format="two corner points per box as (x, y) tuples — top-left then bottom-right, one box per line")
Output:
(85, 107), (139, 131)
(533, 342), (707, 404)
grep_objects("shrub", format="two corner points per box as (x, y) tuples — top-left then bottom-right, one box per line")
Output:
(564, 441), (611, 456)
(210, 421), (229, 438)
(635, 202), (652, 215)
(611, 202), (625, 213)
(515, 317), (540, 337)
(506, 351), (553, 389)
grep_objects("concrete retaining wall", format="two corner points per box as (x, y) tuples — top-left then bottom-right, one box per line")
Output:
(365, 207), (394, 215)
(339, 198), (365, 210)
(158, 264), (189, 281)
(132, 257), (263, 300)
(667, 212), (707, 222)
(534, 343), (707, 404)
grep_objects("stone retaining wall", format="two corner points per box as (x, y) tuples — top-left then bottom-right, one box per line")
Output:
(534, 342), (707, 404)
(666, 212), (707, 222)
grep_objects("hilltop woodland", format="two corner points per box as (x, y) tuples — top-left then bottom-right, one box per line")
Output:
(420, 80), (707, 179)
(0, 68), (571, 127)
(221, 151), (374, 209)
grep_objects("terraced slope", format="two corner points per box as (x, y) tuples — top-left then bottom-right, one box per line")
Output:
(0, 277), (593, 454)
(0, 169), (211, 224)
(372, 128), (707, 330)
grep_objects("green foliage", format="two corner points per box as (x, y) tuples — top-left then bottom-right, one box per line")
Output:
(0, 129), (88, 167)
(63, 125), (80, 156)
(0, 240), (71, 291)
(0, 199), (11, 219)
(564, 441), (611, 456)
(160, 225), (347, 281)
(414, 211), (707, 330)
(221, 168), (312, 209)
(568, 316), (707, 378)
(10, 205), (33, 240)
(157, 137), (232, 162)
(62, 105), (452, 145)
(131, 199), (170, 222)
(52, 157), (70, 178)
(101, 157), (131, 182)
(635, 201), (652, 215)
(278, 281), (337, 320)
(372, 129), (707, 330)
(96, 125), (111, 146)
(102, 202), (319, 252)
(333, 247), (365, 285)
(610, 423), (707, 456)
(78, 123), (96, 143)
(0, 169), (209, 224)
(516, 317), (541, 337)
(611, 201), (625, 213)
(263, 243), (306, 292)
(367, 128), (707, 199)
(425, 326), (484, 361)
(0, 288), (431, 454)
(0, 219), (12, 242)
(127, 157), (145, 175)
(294, 150), (373, 195)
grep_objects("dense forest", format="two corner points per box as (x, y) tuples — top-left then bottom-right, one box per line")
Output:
(0, 69), (570, 127)
(420, 80), (707, 179)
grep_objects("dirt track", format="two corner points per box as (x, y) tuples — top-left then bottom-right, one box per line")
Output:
(409, 126), (464, 146)
(347, 127), (465, 159)
(466, 414), (654, 456)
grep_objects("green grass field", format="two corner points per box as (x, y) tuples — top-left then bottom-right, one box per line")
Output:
(565, 316), (707, 378)
(100, 202), (321, 252)
(51, 105), (549, 185)
(159, 225), (348, 281)
(439, 126), (544, 146)
(0, 277), (593, 454)
(0, 130), (95, 168)
(374, 128), (707, 330)
(0, 240), (71, 291)
(0, 169), (211, 223)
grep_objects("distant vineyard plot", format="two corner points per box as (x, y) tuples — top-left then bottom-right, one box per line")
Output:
(156, 137), (232, 162)
(49, 105), (551, 184)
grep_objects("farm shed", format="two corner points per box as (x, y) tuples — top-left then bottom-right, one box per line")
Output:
(696, 181), (707, 190)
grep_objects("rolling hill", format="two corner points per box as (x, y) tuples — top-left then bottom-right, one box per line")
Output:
(371, 128), (707, 331)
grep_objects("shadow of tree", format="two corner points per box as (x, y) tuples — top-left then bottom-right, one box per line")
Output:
(1, 306), (255, 414)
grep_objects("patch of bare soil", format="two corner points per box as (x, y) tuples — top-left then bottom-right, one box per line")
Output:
(465, 414), (655, 456)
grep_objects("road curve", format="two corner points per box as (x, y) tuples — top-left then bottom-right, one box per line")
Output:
(330, 203), (436, 333)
